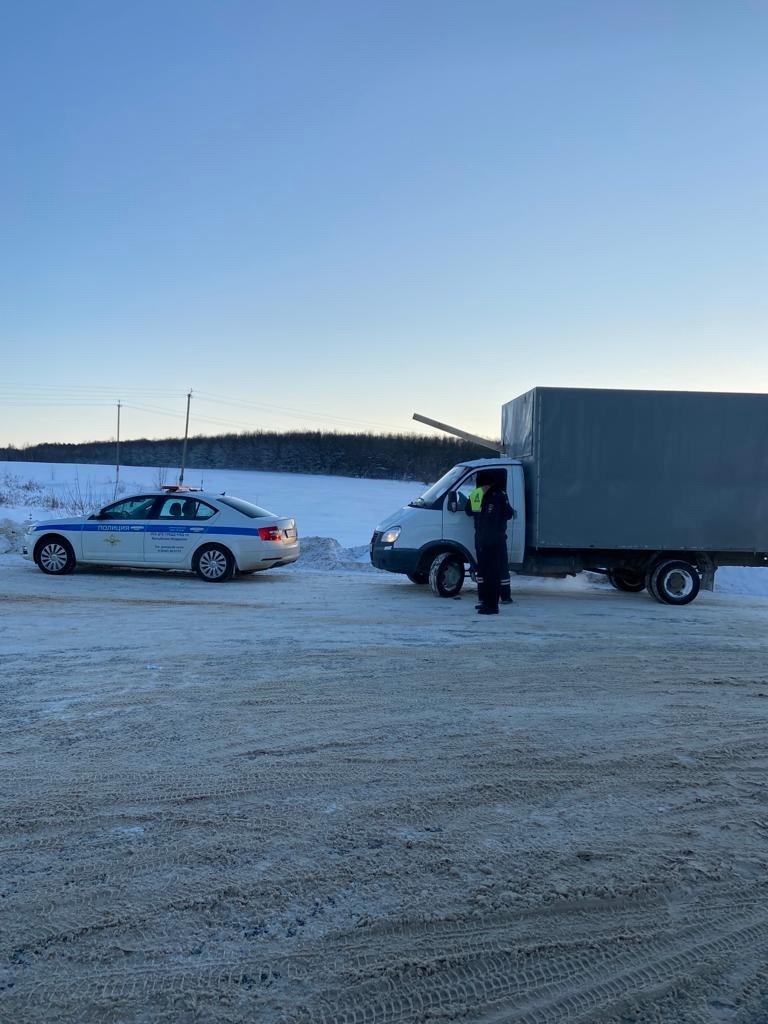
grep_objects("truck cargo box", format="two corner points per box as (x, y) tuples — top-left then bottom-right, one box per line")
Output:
(501, 388), (768, 552)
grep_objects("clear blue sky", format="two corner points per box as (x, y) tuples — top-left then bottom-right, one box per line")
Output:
(2, 0), (766, 447)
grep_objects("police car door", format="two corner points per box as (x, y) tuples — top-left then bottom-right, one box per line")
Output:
(81, 495), (154, 562)
(144, 497), (215, 564)
(441, 471), (478, 563)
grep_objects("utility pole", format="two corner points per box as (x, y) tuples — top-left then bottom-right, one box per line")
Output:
(179, 390), (192, 485)
(114, 401), (121, 498)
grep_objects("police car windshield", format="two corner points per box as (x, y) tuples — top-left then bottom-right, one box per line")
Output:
(217, 496), (274, 518)
(409, 466), (467, 507)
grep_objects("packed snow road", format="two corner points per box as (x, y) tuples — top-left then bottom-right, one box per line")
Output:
(1, 556), (768, 1024)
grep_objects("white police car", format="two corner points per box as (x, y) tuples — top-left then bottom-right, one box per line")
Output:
(22, 487), (299, 582)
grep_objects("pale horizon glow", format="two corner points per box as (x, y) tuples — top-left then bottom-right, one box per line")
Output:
(2, 1), (766, 447)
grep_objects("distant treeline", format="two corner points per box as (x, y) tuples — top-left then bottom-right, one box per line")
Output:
(0, 431), (496, 482)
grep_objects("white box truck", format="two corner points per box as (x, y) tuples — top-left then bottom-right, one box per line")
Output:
(370, 387), (768, 605)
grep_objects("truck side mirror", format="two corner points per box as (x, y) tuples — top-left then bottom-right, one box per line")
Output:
(447, 490), (458, 513)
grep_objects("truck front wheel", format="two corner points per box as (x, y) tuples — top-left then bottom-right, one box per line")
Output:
(649, 560), (700, 605)
(428, 552), (465, 598)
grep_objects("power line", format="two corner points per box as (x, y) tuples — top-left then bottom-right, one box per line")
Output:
(193, 391), (404, 432)
(0, 382), (418, 437)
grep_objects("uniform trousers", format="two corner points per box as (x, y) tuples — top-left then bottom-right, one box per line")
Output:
(476, 541), (506, 611)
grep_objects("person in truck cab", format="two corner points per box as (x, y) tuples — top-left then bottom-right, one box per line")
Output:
(466, 469), (515, 614)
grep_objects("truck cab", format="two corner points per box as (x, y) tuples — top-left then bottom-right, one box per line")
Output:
(370, 458), (525, 596)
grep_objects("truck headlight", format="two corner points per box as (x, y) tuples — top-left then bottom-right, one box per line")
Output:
(381, 527), (401, 544)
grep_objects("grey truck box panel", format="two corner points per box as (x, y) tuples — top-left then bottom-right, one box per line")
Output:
(501, 388), (768, 551)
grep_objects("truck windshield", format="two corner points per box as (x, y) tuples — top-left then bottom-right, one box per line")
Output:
(409, 466), (468, 507)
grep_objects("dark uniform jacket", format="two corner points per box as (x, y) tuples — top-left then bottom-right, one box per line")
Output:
(466, 485), (514, 549)
(473, 483), (514, 548)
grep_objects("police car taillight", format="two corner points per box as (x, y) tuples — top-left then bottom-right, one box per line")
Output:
(258, 526), (283, 541)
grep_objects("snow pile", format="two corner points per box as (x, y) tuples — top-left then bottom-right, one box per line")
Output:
(286, 536), (373, 572)
(0, 518), (27, 555)
(711, 565), (768, 596)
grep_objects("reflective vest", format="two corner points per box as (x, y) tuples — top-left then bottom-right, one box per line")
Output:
(468, 486), (485, 512)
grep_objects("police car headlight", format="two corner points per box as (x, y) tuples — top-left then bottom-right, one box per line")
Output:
(381, 527), (401, 545)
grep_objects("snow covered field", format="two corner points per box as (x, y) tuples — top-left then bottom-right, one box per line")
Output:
(2, 461), (768, 1023)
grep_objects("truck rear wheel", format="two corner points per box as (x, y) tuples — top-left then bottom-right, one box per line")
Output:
(428, 552), (465, 598)
(649, 560), (700, 605)
(607, 568), (645, 593)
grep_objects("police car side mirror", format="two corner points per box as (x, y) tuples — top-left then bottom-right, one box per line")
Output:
(447, 490), (458, 513)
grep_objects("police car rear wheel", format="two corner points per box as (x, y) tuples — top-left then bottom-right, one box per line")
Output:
(194, 544), (235, 582)
(35, 536), (76, 575)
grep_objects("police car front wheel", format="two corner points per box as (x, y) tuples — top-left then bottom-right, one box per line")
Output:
(35, 536), (77, 575)
(194, 544), (235, 582)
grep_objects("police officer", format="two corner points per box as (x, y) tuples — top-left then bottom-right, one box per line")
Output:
(465, 469), (515, 614)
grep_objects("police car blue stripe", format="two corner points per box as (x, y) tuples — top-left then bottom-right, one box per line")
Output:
(32, 524), (263, 537)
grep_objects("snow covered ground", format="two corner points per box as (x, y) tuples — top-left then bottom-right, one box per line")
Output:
(2, 460), (768, 1023)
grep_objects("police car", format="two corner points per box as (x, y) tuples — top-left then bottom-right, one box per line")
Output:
(22, 487), (300, 581)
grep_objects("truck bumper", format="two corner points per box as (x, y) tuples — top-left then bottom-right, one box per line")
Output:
(369, 533), (420, 574)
